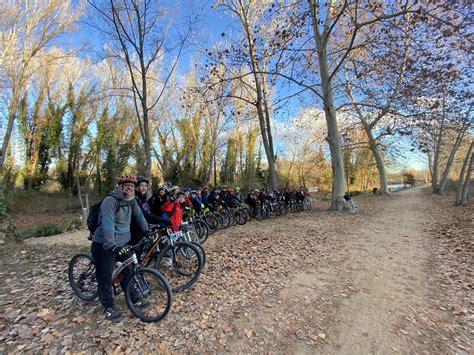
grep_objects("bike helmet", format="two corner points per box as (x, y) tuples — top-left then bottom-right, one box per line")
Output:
(136, 175), (149, 185)
(170, 185), (180, 191)
(191, 190), (198, 194)
(118, 175), (137, 185)
(184, 187), (192, 193)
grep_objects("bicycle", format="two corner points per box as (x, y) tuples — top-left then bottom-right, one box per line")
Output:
(139, 225), (204, 292)
(183, 207), (210, 243)
(343, 193), (357, 214)
(68, 241), (173, 323)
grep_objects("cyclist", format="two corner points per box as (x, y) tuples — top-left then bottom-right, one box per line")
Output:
(161, 191), (186, 231)
(149, 185), (168, 217)
(201, 185), (210, 207)
(234, 187), (243, 203)
(91, 175), (150, 323)
(190, 190), (204, 214)
(135, 176), (171, 227)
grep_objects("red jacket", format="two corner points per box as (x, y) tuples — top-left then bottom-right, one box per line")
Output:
(161, 200), (182, 231)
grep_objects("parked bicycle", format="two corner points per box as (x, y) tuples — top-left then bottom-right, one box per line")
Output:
(68, 241), (173, 323)
(138, 225), (204, 292)
(343, 193), (357, 213)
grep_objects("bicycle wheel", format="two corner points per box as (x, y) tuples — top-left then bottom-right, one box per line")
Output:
(305, 199), (312, 211)
(193, 219), (209, 244)
(348, 200), (356, 214)
(203, 214), (218, 232)
(155, 241), (203, 292)
(124, 267), (172, 323)
(235, 209), (247, 225)
(220, 211), (231, 229)
(68, 252), (98, 301)
(184, 228), (200, 243)
(244, 207), (253, 221)
(191, 241), (206, 268)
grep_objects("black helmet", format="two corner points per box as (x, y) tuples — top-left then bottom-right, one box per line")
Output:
(136, 176), (149, 185)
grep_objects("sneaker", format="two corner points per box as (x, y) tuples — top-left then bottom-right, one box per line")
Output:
(104, 306), (122, 323)
(132, 299), (151, 308)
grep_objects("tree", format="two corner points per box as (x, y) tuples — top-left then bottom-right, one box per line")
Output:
(212, 0), (284, 189)
(0, 0), (81, 168)
(263, 1), (422, 209)
(88, 0), (190, 176)
(403, 171), (416, 187)
(456, 141), (473, 206)
(342, 12), (414, 194)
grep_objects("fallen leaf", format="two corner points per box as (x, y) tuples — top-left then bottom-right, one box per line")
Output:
(244, 329), (253, 338)
(392, 347), (400, 352)
(318, 332), (326, 339)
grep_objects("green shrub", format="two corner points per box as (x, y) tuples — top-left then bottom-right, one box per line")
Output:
(20, 217), (83, 240)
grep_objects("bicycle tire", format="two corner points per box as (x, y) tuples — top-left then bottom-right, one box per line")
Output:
(191, 241), (206, 268)
(220, 211), (231, 229)
(245, 207), (253, 221)
(155, 241), (203, 292)
(193, 219), (209, 244)
(68, 252), (98, 301)
(235, 209), (247, 225)
(184, 228), (200, 243)
(348, 200), (356, 214)
(204, 214), (218, 231)
(124, 267), (172, 323)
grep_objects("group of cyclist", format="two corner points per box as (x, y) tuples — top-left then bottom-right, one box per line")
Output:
(90, 174), (311, 323)
(146, 183), (310, 215)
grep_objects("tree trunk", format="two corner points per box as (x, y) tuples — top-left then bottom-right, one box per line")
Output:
(439, 123), (468, 194)
(238, 0), (277, 190)
(432, 95), (446, 193)
(368, 132), (389, 194)
(308, 0), (345, 210)
(316, 49), (345, 210)
(456, 141), (473, 205)
(0, 95), (19, 168)
(461, 152), (473, 205)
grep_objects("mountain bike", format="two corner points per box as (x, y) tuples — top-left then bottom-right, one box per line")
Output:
(183, 207), (210, 243)
(139, 225), (204, 292)
(68, 242), (173, 323)
(343, 193), (357, 214)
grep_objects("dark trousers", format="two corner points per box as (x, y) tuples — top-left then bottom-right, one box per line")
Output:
(91, 242), (138, 309)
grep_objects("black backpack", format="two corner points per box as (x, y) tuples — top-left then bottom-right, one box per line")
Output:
(87, 195), (120, 235)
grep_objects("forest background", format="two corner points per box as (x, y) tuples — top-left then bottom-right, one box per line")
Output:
(0, 0), (472, 224)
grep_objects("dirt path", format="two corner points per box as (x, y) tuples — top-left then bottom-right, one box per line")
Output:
(1, 187), (471, 353)
(313, 186), (432, 354)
